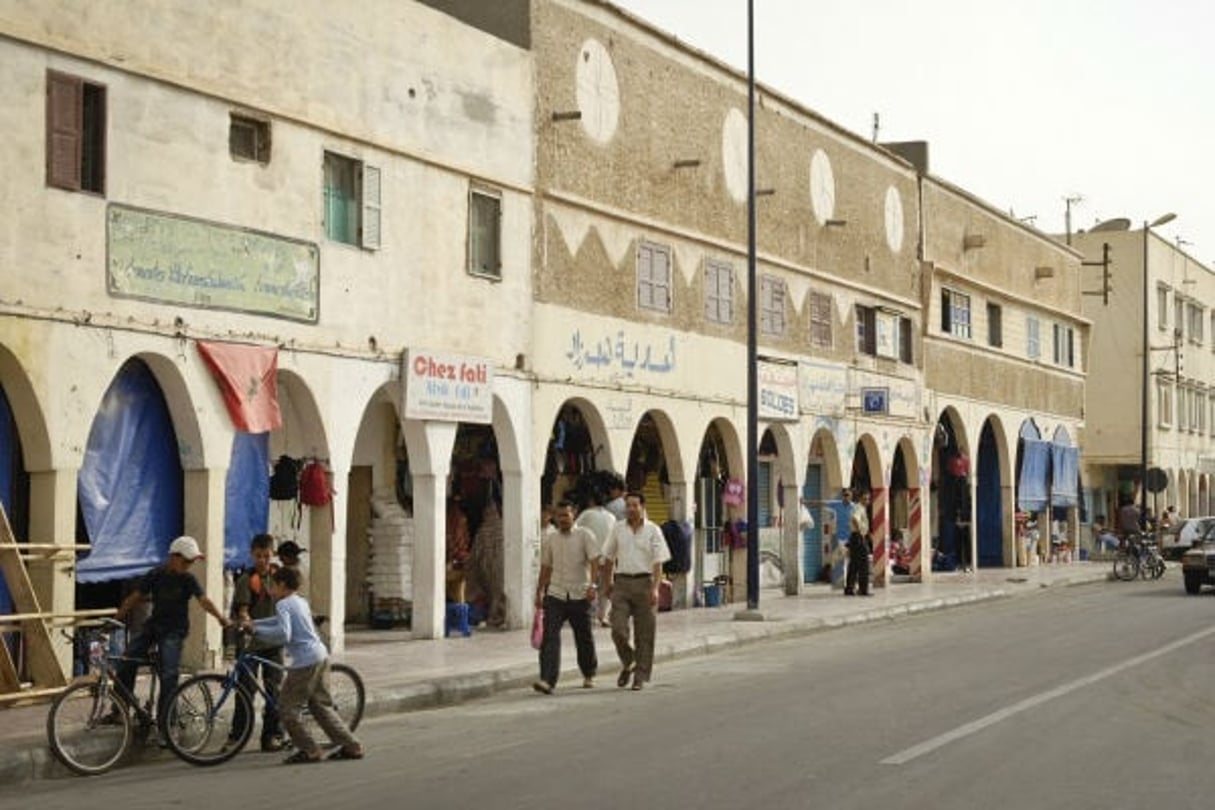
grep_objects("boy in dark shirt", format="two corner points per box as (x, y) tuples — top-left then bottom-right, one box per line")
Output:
(231, 533), (284, 751)
(115, 535), (230, 728)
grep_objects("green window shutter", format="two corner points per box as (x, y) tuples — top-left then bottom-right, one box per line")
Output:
(361, 164), (381, 250)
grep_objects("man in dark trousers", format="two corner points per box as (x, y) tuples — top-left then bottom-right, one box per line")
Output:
(533, 500), (601, 694)
(845, 490), (872, 596)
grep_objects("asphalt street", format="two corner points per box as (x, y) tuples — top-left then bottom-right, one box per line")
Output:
(8, 577), (1214, 810)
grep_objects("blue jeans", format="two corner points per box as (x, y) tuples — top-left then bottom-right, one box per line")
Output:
(117, 629), (183, 724)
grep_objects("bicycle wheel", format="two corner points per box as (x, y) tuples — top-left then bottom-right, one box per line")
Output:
(1151, 557), (1167, 580)
(1113, 553), (1139, 581)
(300, 662), (366, 745)
(164, 674), (253, 766)
(47, 680), (132, 776)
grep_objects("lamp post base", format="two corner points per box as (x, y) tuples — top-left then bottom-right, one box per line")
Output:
(732, 608), (769, 622)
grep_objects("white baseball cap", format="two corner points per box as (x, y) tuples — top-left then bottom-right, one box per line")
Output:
(168, 535), (205, 561)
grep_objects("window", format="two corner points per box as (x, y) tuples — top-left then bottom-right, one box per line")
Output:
(1052, 323), (1074, 367)
(1178, 384), (1188, 431)
(468, 187), (501, 278)
(855, 305), (876, 355)
(637, 241), (672, 312)
(1157, 379), (1173, 428)
(899, 316), (913, 364)
(704, 260), (734, 324)
(1026, 316), (1041, 359)
(987, 302), (1003, 348)
(46, 70), (106, 193)
(941, 289), (971, 339)
(1188, 303), (1204, 344)
(323, 151), (380, 249)
(229, 113), (270, 163)
(760, 275), (787, 336)
(1157, 285), (1169, 331)
(1174, 297), (1185, 340)
(809, 292), (832, 349)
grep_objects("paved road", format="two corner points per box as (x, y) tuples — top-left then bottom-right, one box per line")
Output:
(9, 578), (1214, 810)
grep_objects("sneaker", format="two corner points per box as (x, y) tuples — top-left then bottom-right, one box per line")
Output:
(261, 737), (284, 753)
(582, 676), (594, 689)
(630, 674), (645, 691)
(532, 680), (553, 695)
(616, 663), (635, 688)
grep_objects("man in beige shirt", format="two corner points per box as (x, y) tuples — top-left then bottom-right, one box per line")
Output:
(845, 490), (872, 596)
(533, 501), (601, 694)
(601, 491), (671, 691)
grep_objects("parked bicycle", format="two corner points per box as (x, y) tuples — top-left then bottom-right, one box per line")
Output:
(1113, 532), (1167, 581)
(46, 618), (165, 776)
(163, 646), (365, 766)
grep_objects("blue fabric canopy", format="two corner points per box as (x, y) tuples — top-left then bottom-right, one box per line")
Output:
(224, 431), (270, 570)
(76, 360), (184, 583)
(1017, 439), (1050, 512)
(1050, 444), (1080, 508)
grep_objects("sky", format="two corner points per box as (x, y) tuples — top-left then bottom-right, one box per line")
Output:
(610, 0), (1215, 264)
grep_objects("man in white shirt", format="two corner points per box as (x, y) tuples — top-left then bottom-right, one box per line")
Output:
(575, 489), (617, 627)
(601, 491), (671, 691)
(533, 501), (601, 694)
(604, 473), (627, 521)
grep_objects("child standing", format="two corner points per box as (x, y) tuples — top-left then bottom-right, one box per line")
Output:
(241, 566), (364, 764)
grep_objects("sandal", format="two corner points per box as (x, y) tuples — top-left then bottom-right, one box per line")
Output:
(283, 750), (322, 765)
(327, 746), (365, 761)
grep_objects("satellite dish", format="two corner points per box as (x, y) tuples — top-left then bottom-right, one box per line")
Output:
(1090, 217), (1132, 232)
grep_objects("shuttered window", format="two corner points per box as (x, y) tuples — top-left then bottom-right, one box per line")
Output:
(809, 292), (832, 349)
(323, 151), (380, 250)
(899, 316), (913, 363)
(855, 305), (877, 355)
(637, 241), (672, 313)
(46, 71), (106, 194)
(704, 259), (733, 324)
(760, 275), (786, 336)
(468, 187), (501, 279)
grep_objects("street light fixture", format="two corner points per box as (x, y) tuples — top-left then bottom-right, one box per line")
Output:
(1141, 212), (1177, 526)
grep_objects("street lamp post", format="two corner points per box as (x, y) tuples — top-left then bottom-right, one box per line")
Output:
(744, 0), (760, 612)
(1141, 213), (1177, 526)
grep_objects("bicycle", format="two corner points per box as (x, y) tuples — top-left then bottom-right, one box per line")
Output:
(164, 647), (365, 766)
(1136, 536), (1167, 580)
(1113, 533), (1166, 581)
(45, 619), (167, 776)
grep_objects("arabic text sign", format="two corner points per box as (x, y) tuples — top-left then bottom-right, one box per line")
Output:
(404, 350), (494, 424)
(564, 329), (677, 378)
(106, 204), (319, 322)
(758, 358), (799, 421)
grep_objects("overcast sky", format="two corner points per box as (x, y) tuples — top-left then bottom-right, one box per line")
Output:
(610, 0), (1214, 264)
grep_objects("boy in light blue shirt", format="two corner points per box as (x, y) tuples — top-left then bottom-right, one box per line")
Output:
(242, 566), (364, 764)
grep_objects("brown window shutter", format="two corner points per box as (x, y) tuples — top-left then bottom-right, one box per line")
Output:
(47, 71), (83, 190)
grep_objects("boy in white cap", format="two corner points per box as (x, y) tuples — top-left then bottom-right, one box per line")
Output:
(115, 535), (230, 727)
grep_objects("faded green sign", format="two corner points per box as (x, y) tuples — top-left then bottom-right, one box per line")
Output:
(107, 204), (319, 322)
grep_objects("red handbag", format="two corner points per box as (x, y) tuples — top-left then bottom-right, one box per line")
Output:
(530, 608), (545, 650)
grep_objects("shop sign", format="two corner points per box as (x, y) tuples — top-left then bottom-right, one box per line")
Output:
(403, 350), (494, 424)
(758, 358), (798, 421)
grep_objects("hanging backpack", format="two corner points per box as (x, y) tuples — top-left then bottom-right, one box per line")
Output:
(299, 460), (333, 508)
(269, 455), (302, 501)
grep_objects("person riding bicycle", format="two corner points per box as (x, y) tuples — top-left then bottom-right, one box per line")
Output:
(114, 535), (231, 731)
(231, 533), (285, 752)
(240, 566), (364, 764)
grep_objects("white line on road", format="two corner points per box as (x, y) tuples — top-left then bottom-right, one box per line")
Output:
(881, 624), (1215, 765)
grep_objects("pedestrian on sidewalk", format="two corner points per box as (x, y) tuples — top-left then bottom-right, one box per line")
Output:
(114, 535), (231, 730)
(601, 491), (671, 691)
(533, 501), (601, 695)
(845, 490), (872, 596)
(575, 487), (617, 627)
(230, 533), (284, 751)
(241, 566), (364, 764)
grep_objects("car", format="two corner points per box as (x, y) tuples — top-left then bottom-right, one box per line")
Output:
(1181, 530), (1215, 594)
(1163, 516), (1215, 561)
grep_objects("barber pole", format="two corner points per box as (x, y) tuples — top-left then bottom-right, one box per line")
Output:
(907, 488), (922, 581)
(870, 487), (888, 587)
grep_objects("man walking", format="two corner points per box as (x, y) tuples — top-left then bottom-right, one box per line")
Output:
(576, 487), (617, 627)
(533, 501), (601, 695)
(601, 491), (670, 691)
(845, 490), (872, 596)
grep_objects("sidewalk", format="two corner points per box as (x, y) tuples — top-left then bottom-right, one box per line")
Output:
(0, 562), (1111, 786)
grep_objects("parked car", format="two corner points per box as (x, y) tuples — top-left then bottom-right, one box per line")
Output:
(1181, 530), (1215, 594)
(1163, 516), (1215, 560)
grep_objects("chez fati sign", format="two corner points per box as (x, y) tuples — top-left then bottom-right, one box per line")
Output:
(403, 350), (494, 424)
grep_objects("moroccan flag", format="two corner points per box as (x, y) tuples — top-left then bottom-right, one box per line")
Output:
(196, 340), (283, 433)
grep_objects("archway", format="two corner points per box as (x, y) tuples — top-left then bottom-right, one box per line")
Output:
(932, 410), (971, 571)
(802, 427), (842, 584)
(889, 437), (923, 581)
(695, 419), (737, 594)
(447, 421), (504, 629)
(976, 419), (1005, 567)
(625, 411), (681, 525)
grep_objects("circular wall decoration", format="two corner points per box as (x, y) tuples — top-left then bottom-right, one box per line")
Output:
(884, 186), (905, 253)
(721, 107), (748, 204)
(575, 38), (620, 145)
(809, 149), (835, 225)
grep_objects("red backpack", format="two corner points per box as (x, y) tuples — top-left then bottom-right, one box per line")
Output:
(298, 461), (333, 507)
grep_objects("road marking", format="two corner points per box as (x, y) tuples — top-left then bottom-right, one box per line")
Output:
(881, 624), (1215, 765)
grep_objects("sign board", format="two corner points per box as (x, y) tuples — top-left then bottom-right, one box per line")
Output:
(403, 350), (494, 424)
(861, 387), (889, 414)
(758, 358), (799, 421)
(106, 204), (320, 322)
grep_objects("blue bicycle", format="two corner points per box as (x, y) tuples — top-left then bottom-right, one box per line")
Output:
(164, 648), (364, 766)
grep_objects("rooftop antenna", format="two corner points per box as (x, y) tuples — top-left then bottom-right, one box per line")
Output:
(1064, 194), (1084, 245)
(872, 112), (880, 143)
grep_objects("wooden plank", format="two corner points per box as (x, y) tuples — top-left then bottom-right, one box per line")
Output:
(0, 505), (67, 692)
(0, 637), (19, 693)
